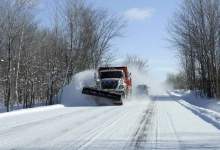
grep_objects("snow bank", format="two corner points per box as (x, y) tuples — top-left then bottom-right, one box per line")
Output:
(169, 90), (220, 129)
(60, 70), (97, 106)
(178, 100), (220, 129)
(170, 90), (220, 113)
(0, 104), (64, 119)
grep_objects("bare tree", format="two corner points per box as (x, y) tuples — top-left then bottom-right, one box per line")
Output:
(169, 0), (220, 97)
(124, 55), (148, 72)
(0, 0), (124, 112)
(57, 0), (123, 82)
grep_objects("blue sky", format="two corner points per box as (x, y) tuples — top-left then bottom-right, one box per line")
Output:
(39, 0), (180, 82)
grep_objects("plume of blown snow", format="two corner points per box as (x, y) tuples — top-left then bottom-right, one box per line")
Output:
(127, 65), (167, 97)
(60, 70), (97, 106)
(60, 64), (168, 106)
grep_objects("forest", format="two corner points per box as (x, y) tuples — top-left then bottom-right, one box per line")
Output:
(0, 0), (123, 112)
(168, 0), (220, 98)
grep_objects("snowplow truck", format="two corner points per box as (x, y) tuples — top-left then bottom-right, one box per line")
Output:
(82, 66), (132, 105)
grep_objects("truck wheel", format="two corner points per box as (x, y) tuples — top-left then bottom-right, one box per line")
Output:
(114, 102), (123, 105)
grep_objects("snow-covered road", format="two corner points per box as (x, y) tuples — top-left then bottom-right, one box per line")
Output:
(1, 94), (220, 150)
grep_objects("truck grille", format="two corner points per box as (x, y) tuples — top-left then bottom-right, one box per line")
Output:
(101, 80), (118, 89)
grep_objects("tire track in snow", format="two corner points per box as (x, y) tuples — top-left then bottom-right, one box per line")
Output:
(0, 107), (118, 148)
(77, 111), (129, 150)
(61, 107), (129, 150)
(43, 107), (121, 144)
(0, 108), (100, 136)
(41, 106), (123, 148)
(129, 101), (156, 150)
(74, 102), (152, 150)
(166, 112), (186, 150)
(153, 103), (159, 150)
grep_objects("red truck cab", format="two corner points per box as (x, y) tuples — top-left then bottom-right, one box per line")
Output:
(98, 66), (132, 97)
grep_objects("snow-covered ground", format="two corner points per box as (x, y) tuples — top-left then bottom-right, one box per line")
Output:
(169, 90), (220, 130)
(1, 92), (220, 149)
(1, 70), (220, 149)
(169, 90), (220, 113)
(0, 102), (50, 113)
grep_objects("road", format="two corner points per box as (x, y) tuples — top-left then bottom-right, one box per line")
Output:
(1, 94), (220, 150)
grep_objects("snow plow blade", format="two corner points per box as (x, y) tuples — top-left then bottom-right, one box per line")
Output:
(82, 87), (122, 101)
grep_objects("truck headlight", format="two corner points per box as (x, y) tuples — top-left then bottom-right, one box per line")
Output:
(119, 85), (124, 89)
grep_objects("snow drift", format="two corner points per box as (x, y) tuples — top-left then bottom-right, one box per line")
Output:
(169, 90), (220, 129)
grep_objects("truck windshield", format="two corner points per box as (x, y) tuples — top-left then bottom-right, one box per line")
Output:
(100, 71), (123, 79)
(101, 80), (118, 89)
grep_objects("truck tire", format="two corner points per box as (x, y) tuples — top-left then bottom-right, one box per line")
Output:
(114, 101), (123, 105)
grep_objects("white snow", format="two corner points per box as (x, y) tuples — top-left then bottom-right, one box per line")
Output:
(152, 94), (220, 149)
(0, 104), (64, 119)
(1, 70), (220, 149)
(169, 90), (220, 130)
(0, 70), (98, 113)
(1, 93), (220, 149)
(170, 90), (220, 113)
(60, 70), (97, 107)
(128, 65), (167, 95)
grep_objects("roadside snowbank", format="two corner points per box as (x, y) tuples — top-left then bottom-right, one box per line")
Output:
(170, 90), (220, 113)
(0, 104), (64, 118)
(61, 70), (97, 106)
(169, 90), (220, 129)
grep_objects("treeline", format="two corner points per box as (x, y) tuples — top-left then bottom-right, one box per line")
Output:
(124, 55), (148, 72)
(169, 0), (220, 98)
(0, 0), (123, 111)
(166, 72), (187, 90)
